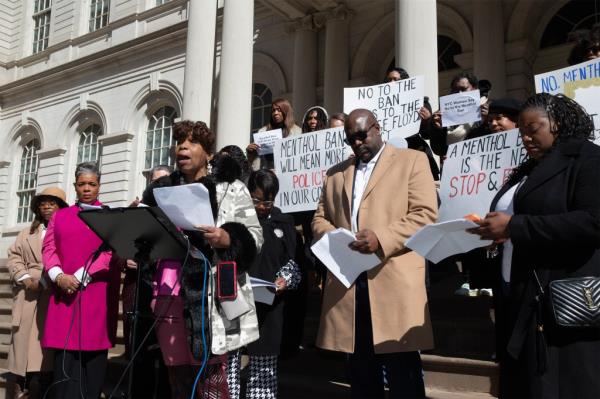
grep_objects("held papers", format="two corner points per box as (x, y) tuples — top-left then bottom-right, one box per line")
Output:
(311, 228), (381, 288)
(153, 183), (215, 230)
(253, 129), (283, 156)
(439, 90), (482, 127)
(250, 277), (277, 305)
(405, 219), (492, 264)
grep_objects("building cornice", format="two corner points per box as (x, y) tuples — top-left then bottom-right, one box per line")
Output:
(0, 0), (188, 70)
(0, 22), (187, 97)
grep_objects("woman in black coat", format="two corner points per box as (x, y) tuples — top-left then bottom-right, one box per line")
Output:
(470, 93), (600, 398)
(228, 169), (301, 399)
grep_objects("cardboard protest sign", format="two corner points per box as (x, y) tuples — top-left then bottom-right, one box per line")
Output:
(343, 76), (424, 141)
(439, 90), (481, 127)
(273, 127), (352, 213)
(535, 59), (600, 144)
(253, 129), (282, 155)
(438, 129), (525, 222)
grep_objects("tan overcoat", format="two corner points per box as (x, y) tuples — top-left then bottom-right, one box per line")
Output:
(312, 145), (438, 354)
(7, 225), (53, 376)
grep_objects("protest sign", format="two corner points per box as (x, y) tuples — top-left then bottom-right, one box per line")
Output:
(273, 127), (352, 213)
(343, 76), (424, 141)
(535, 59), (600, 144)
(438, 129), (525, 222)
(439, 90), (481, 127)
(253, 129), (282, 155)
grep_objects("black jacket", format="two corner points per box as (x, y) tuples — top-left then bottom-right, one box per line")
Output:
(247, 208), (297, 355)
(490, 138), (600, 398)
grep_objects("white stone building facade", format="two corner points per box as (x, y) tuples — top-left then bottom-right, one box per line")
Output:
(0, 0), (593, 253)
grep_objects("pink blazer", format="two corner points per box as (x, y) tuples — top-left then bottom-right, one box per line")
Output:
(41, 203), (121, 351)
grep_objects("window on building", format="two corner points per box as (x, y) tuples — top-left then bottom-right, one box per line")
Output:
(77, 124), (102, 164)
(89, 0), (110, 32)
(251, 83), (272, 133)
(32, 0), (52, 54)
(437, 35), (462, 72)
(17, 140), (40, 224)
(156, 0), (171, 5)
(144, 106), (177, 175)
(540, 0), (600, 48)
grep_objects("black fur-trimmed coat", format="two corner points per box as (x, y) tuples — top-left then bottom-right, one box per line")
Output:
(142, 155), (263, 358)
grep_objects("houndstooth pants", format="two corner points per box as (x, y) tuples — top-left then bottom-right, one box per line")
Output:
(227, 351), (278, 399)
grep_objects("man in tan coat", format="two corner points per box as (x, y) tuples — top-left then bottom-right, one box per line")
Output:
(312, 109), (438, 398)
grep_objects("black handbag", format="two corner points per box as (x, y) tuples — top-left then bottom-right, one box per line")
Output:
(547, 276), (600, 327)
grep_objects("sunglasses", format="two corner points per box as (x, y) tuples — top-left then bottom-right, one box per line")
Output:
(344, 123), (376, 146)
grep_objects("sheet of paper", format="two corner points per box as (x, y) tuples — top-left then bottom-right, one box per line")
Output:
(153, 183), (215, 230)
(253, 129), (283, 156)
(250, 277), (277, 305)
(405, 219), (492, 264)
(311, 228), (381, 288)
(440, 89), (482, 127)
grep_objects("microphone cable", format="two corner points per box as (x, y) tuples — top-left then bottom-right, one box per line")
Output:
(107, 236), (196, 399)
(41, 245), (102, 399)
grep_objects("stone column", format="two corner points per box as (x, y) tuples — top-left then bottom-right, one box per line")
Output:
(216, 0), (254, 151)
(292, 16), (318, 121)
(473, 0), (507, 98)
(323, 6), (350, 115)
(395, 0), (438, 106)
(182, 0), (217, 123)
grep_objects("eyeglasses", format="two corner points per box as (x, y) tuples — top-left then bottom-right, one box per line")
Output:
(252, 198), (274, 207)
(344, 123), (376, 146)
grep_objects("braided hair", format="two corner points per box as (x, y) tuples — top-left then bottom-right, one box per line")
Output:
(508, 93), (594, 184)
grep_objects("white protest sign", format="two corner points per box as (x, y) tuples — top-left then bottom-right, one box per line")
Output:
(253, 129), (282, 156)
(343, 76), (424, 140)
(535, 59), (600, 144)
(440, 90), (481, 127)
(438, 129), (525, 222)
(274, 127), (352, 213)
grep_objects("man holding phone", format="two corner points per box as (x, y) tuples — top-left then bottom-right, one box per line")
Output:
(312, 109), (438, 398)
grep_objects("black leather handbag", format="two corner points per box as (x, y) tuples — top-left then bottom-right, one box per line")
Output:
(547, 276), (600, 327)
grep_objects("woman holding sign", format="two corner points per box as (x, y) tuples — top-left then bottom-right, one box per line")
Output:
(469, 93), (600, 398)
(247, 98), (302, 170)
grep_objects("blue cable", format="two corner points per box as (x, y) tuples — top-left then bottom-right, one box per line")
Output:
(190, 253), (210, 399)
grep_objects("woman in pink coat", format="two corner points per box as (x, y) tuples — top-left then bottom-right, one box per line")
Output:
(42, 162), (122, 399)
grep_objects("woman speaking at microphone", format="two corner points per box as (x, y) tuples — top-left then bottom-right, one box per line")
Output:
(42, 162), (123, 399)
(142, 121), (263, 399)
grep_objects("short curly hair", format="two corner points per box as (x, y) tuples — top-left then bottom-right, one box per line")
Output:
(172, 120), (216, 155)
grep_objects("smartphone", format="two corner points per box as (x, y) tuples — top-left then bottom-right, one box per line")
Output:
(217, 261), (237, 300)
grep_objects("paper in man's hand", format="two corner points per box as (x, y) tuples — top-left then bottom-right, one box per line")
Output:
(311, 228), (381, 288)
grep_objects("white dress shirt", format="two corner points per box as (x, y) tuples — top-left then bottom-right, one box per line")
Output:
(351, 144), (386, 233)
(494, 177), (526, 283)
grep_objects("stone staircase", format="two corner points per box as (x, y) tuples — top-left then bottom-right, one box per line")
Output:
(274, 270), (499, 398)
(0, 257), (498, 398)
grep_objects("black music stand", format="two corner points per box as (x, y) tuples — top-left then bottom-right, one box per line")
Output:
(79, 206), (188, 398)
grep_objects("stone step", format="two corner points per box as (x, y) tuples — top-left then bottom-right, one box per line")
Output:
(423, 354), (498, 396)
(278, 345), (498, 397)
